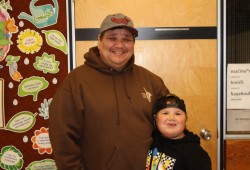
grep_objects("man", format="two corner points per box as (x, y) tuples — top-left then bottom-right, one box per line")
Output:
(49, 13), (170, 170)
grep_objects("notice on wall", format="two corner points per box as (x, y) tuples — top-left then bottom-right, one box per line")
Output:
(227, 64), (250, 109)
(227, 109), (250, 133)
(227, 64), (250, 133)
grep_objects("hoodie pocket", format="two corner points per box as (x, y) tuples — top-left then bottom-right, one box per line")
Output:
(105, 146), (118, 169)
(105, 138), (152, 170)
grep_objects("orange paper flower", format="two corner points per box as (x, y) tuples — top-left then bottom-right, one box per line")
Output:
(31, 127), (52, 154)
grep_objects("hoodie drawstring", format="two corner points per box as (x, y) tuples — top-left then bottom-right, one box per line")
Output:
(111, 71), (132, 126)
(112, 75), (120, 126)
(123, 72), (132, 103)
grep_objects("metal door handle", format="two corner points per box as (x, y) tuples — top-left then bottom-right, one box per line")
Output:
(200, 129), (212, 141)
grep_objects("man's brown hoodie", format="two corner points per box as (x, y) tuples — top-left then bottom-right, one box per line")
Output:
(49, 46), (169, 170)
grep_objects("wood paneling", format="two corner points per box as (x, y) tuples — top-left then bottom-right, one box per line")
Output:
(74, 0), (216, 28)
(225, 140), (250, 170)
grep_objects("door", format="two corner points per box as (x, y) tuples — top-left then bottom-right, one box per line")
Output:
(74, 0), (217, 169)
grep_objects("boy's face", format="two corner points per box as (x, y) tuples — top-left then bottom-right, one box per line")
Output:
(155, 107), (187, 139)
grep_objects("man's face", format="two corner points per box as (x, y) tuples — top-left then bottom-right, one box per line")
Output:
(98, 28), (135, 70)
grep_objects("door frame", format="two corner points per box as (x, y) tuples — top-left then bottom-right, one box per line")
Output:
(218, 1), (223, 170)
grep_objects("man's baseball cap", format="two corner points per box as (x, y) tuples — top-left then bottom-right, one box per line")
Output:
(100, 13), (138, 37)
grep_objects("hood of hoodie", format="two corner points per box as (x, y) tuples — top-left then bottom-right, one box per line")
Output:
(84, 46), (135, 74)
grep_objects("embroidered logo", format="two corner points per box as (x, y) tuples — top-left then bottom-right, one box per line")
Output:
(141, 87), (152, 102)
(111, 16), (130, 25)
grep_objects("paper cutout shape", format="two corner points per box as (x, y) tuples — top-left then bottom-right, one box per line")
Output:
(17, 0), (58, 28)
(38, 98), (52, 120)
(18, 76), (49, 101)
(33, 52), (59, 74)
(0, 21), (11, 45)
(0, 1), (18, 68)
(5, 111), (37, 133)
(42, 30), (67, 54)
(25, 159), (57, 170)
(0, 145), (24, 170)
(5, 55), (23, 82)
(31, 127), (52, 154)
(0, 0), (12, 11)
(17, 29), (43, 54)
(5, 17), (18, 33)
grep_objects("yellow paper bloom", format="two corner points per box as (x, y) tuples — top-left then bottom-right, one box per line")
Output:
(17, 29), (43, 54)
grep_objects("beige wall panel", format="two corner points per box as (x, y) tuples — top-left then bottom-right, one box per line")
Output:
(75, 41), (97, 64)
(75, 0), (216, 28)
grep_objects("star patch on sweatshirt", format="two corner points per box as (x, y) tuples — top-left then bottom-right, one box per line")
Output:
(141, 87), (152, 102)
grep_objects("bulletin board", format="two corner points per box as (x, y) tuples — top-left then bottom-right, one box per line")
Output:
(0, 0), (73, 169)
(225, 0), (250, 137)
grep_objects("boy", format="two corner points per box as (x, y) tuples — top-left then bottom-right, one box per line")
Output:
(146, 94), (211, 170)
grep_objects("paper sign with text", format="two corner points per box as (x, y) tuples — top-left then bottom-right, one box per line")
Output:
(227, 64), (250, 109)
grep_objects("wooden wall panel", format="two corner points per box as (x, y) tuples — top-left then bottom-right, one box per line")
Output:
(74, 0), (216, 28)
